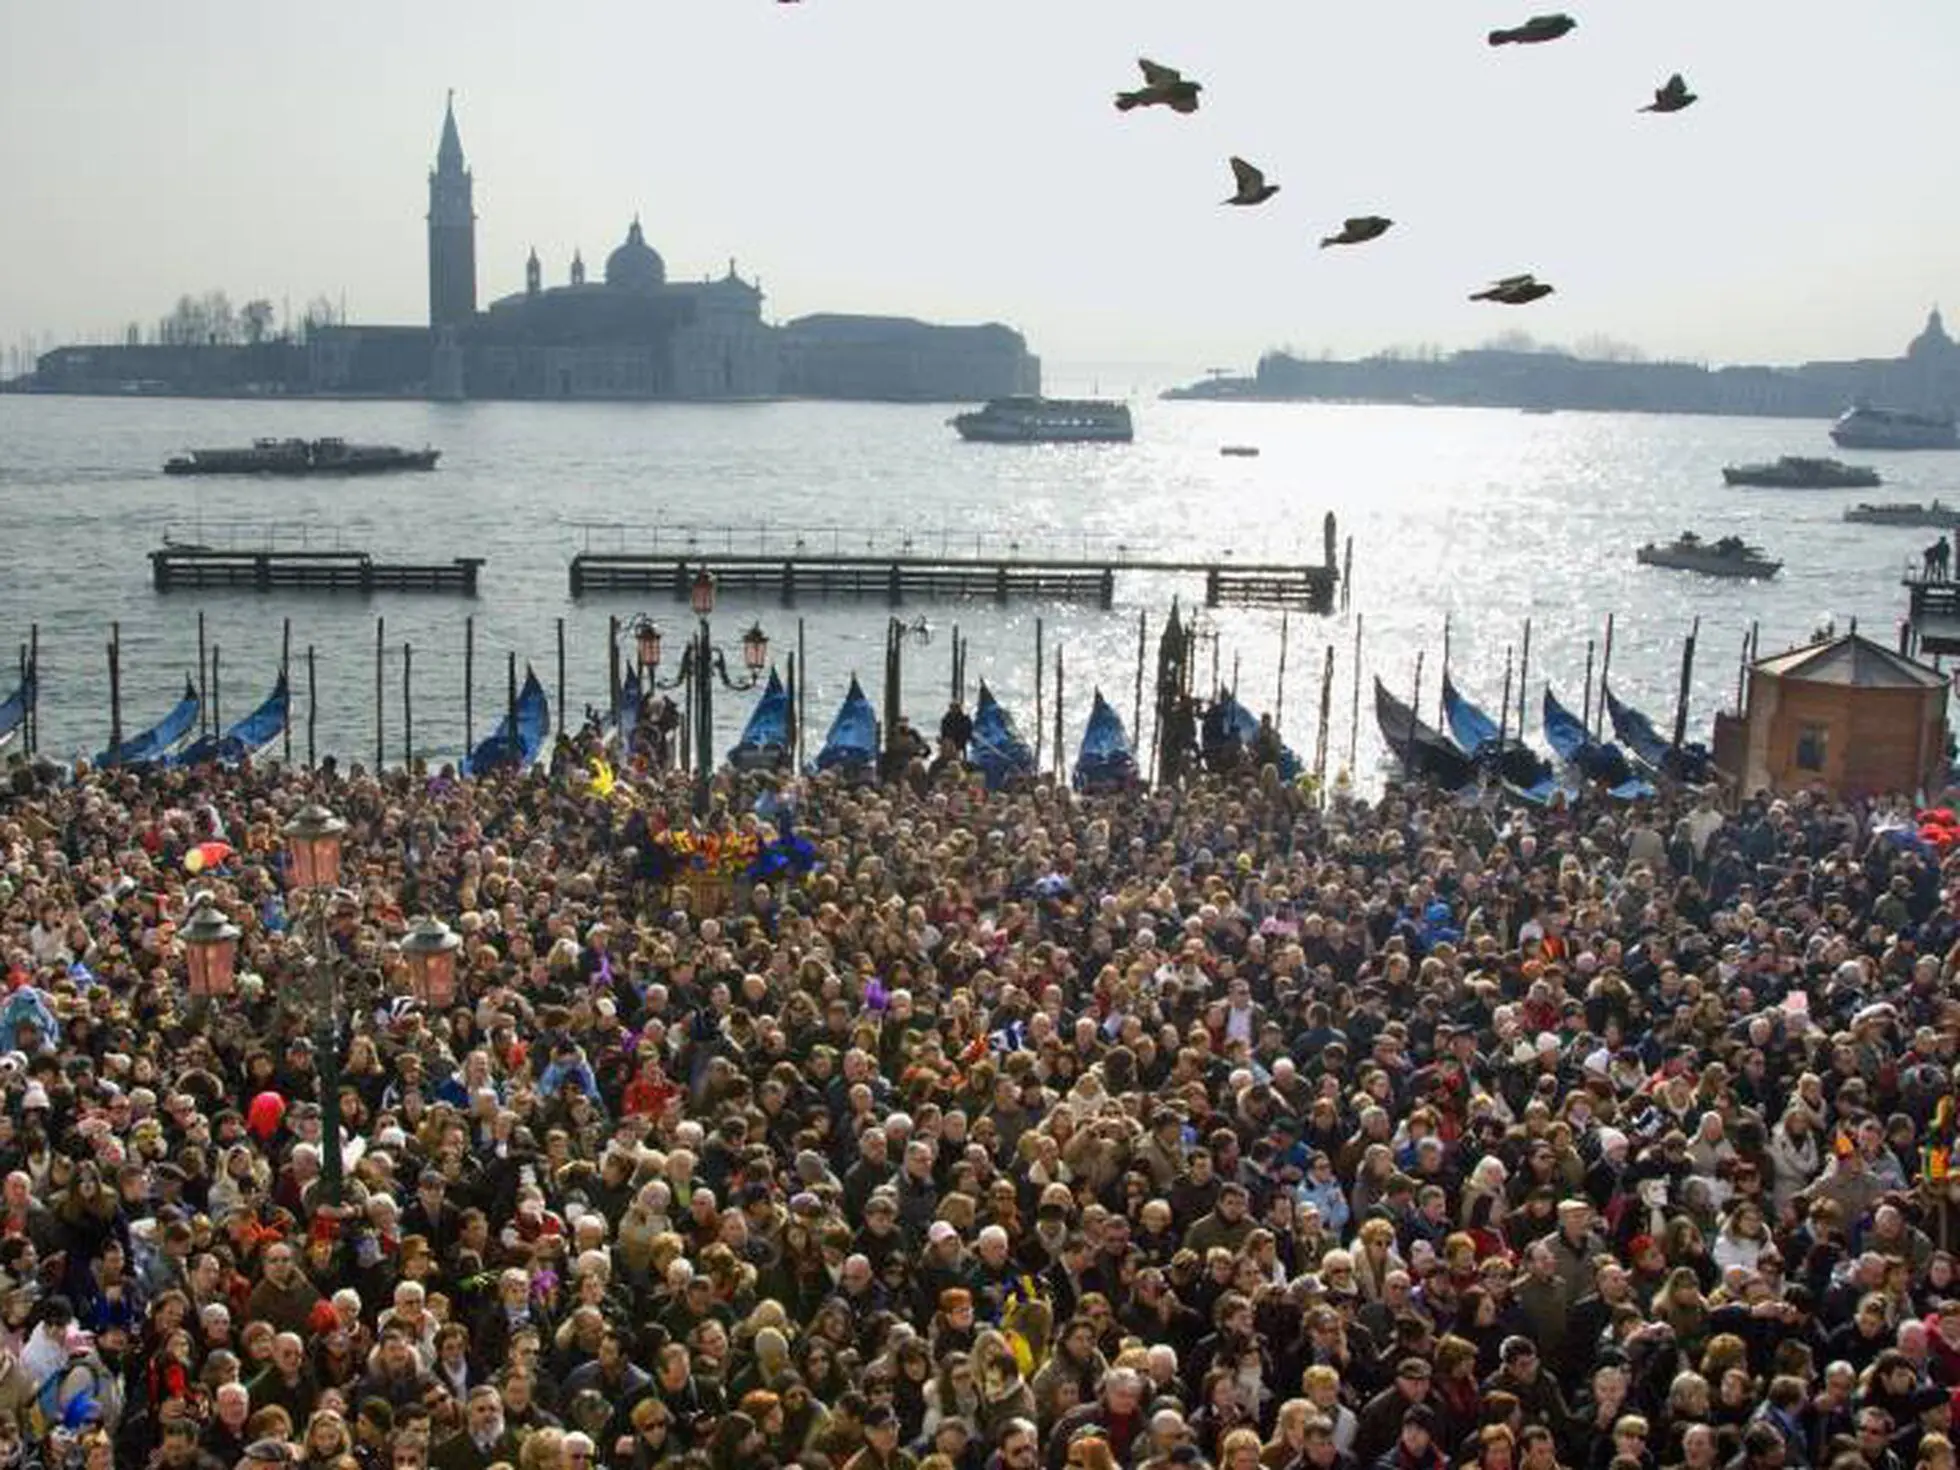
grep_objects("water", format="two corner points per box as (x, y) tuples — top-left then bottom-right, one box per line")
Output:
(0, 392), (1943, 780)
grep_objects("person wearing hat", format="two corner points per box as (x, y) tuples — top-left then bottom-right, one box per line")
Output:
(1355, 1360), (1433, 1466)
(1381, 1404), (1446, 1470)
(849, 1401), (917, 1470)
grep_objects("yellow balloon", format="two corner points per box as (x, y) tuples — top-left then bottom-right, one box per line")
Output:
(184, 850), (204, 874)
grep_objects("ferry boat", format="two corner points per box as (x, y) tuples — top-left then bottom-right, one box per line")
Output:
(1722, 455), (1880, 489)
(1843, 500), (1960, 529)
(1220, 445), (1261, 458)
(1636, 532), (1780, 580)
(1830, 406), (1959, 451)
(163, 437), (441, 476)
(950, 398), (1133, 444)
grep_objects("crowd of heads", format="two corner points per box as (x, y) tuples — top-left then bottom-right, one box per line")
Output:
(0, 726), (1957, 1470)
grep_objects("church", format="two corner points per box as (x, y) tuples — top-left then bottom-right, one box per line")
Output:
(409, 96), (1037, 403)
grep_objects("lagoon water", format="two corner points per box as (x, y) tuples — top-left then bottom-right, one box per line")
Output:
(0, 390), (1946, 780)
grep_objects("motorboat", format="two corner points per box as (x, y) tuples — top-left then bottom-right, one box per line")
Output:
(1722, 455), (1880, 489)
(164, 437), (441, 475)
(1636, 531), (1780, 580)
(950, 397), (1133, 443)
(1843, 500), (1960, 529)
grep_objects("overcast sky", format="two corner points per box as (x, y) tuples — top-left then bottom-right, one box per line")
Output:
(2, 0), (1955, 375)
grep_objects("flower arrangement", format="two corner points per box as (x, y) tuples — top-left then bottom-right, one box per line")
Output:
(654, 828), (761, 879)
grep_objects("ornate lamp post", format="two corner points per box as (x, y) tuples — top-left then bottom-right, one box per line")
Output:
(281, 801), (349, 1207)
(639, 572), (769, 816)
(399, 915), (463, 1010)
(180, 892), (239, 1010)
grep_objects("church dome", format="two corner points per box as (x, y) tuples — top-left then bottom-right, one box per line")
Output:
(605, 218), (665, 292)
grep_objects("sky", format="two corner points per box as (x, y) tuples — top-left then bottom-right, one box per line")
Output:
(2, 0), (1957, 377)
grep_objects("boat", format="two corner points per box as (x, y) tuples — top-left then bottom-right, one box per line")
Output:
(950, 397), (1134, 444)
(970, 682), (1036, 790)
(163, 437), (442, 476)
(95, 678), (199, 769)
(1542, 688), (1654, 799)
(172, 673), (290, 766)
(1072, 690), (1139, 794)
(1831, 406), (1959, 451)
(1636, 532), (1780, 580)
(810, 676), (877, 779)
(1438, 675), (1562, 801)
(1520, 406), (1557, 416)
(464, 667), (550, 775)
(1209, 692), (1302, 780)
(1843, 500), (1960, 529)
(728, 670), (792, 772)
(1374, 679), (1476, 790)
(1219, 445), (1261, 458)
(1604, 684), (1713, 784)
(1722, 455), (1880, 489)
(0, 669), (33, 750)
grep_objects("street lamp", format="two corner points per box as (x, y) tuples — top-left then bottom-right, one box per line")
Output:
(281, 800), (350, 1209)
(632, 619), (663, 674)
(399, 915), (463, 1010)
(643, 571), (770, 816)
(181, 892), (240, 1002)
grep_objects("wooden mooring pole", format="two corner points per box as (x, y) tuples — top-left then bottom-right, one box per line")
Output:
(403, 641), (414, 767)
(1347, 613), (1362, 771)
(374, 616), (385, 770)
(281, 618), (291, 764)
(197, 611), (208, 737)
(210, 644), (221, 734)
(1595, 613), (1616, 743)
(1133, 609), (1148, 741)
(555, 618), (566, 741)
(1671, 616), (1699, 753)
(1034, 618), (1045, 775)
(1314, 643), (1335, 793)
(607, 615), (620, 733)
(1053, 645), (1064, 780)
(306, 645), (317, 768)
(1517, 616), (1532, 735)
(464, 615), (475, 757)
(1581, 638), (1595, 735)
(108, 622), (122, 754)
(26, 623), (37, 756)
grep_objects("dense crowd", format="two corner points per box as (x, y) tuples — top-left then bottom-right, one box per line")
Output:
(0, 715), (1958, 1470)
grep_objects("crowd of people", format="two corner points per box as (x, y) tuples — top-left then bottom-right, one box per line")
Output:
(0, 713), (1957, 1470)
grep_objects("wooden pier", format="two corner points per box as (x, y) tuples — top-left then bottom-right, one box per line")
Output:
(567, 529), (1339, 613)
(150, 547), (484, 596)
(1903, 571), (1960, 657)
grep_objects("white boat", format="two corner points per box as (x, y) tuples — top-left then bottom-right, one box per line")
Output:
(1843, 500), (1960, 529)
(1831, 405), (1959, 451)
(950, 397), (1133, 444)
(1636, 532), (1780, 580)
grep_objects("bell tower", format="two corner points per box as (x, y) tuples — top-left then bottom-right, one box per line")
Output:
(427, 91), (477, 329)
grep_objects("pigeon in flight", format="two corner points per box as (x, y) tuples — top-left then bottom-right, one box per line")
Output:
(1115, 58), (1202, 114)
(1488, 14), (1577, 45)
(1470, 274), (1556, 304)
(1641, 73), (1697, 113)
(1320, 216), (1394, 248)
(1224, 157), (1280, 206)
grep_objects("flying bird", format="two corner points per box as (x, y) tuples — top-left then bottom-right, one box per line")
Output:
(1470, 274), (1556, 304)
(1115, 58), (1202, 114)
(1321, 216), (1394, 248)
(1224, 157), (1279, 207)
(1641, 73), (1697, 113)
(1488, 14), (1577, 45)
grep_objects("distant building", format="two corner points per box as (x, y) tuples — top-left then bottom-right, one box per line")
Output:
(20, 95), (1040, 405)
(1166, 306), (1960, 420)
(779, 315), (1040, 401)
